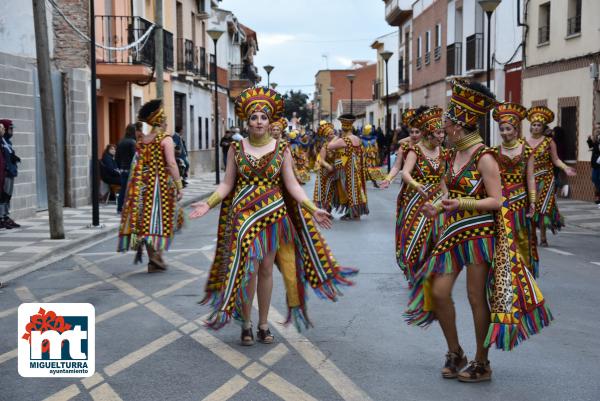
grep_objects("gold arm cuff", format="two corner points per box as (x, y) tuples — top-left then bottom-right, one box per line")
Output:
(432, 200), (444, 213)
(458, 197), (477, 211)
(408, 179), (422, 190)
(175, 179), (183, 191)
(206, 192), (222, 209)
(301, 199), (318, 214)
(385, 173), (395, 182)
(557, 161), (569, 171)
(528, 190), (537, 204)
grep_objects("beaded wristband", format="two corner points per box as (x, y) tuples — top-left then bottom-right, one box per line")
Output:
(301, 199), (318, 214)
(458, 197), (477, 211)
(206, 192), (222, 209)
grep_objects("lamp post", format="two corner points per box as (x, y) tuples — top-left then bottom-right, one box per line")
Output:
(263, 65), (274, 87)
(207, 28), (225, 184)
(380, 50), (393, 173)
(327, 86), (334, 122)
(478, 0), (501, 145)
(346, 73), (356, 115)
(270, 82), (278, 90)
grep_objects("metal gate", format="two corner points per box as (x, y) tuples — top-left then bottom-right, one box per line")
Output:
(32, 68), (65, 210)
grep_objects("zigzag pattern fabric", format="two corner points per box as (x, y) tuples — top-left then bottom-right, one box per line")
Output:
(202, 140), (357, 330)
(361, 134), (386, 181)
(332, 137), (369, 218)
(118, 130), (181, 258)
(532, 137), (563, 233)
(313, 146), (337, 212)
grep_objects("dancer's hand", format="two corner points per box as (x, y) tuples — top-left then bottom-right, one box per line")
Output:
(441, 199), (460, 212)
(526, 204), (535, 218)
(564, 166), (577, 176)
(422, 203), (438, 218)
(415, 186), (428, 198)
(313, 208), (333, 229)
(176, 191), (184, 201)
(379, 180), (390, 189)
(189, 201), (210, 219)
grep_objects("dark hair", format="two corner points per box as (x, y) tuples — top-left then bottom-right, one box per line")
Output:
(125, 123), (136, 139)
(103, 144), (115, 158)
(137, 99), (163, 122)
(465, 81), (496, 100)
(175, 126), (182, 133)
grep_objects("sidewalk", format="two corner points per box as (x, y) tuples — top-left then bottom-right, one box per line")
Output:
(0, 173), (216, 282)
(557, 198), (600, 232)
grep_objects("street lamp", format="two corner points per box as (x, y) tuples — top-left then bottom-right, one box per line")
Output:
(263, 65), (274, 87)
(327, 86), (334, 122)
(270, 82), (278, 90)
(207, 28), (225, 184)
(478, 0), (501, 145)
(380, 50), (393, 172)
(346, 74), (356, 115)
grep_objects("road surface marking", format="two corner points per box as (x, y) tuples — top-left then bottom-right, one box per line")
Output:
(42, 281), (104, 302)
(260, 343), (289, 366)
(545, 248), (574, 256)
(169, 259), (206, 275)
(14, 286), (36, 302)
(201, 375), (249, 401)
(145, 300), (188, 327)
(89, 383), (123, 401)
(591, 262), (600, 267)
(190, 329), (250, 369)
(0, 306), (17, 319)
(259, 372), (319, 401)
(241, 362), (268, 379)
(269, 308), (374, 401)
(104, 330), (182, 377)
(96, 302), (138, 323)
(152, 277), (199, 298)
(0, 349), (17, 364)
(41, 385), (80, 401)
(81, 372), (105, 390)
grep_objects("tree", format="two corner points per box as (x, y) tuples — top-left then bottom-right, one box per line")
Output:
(283, 90), (310, 123)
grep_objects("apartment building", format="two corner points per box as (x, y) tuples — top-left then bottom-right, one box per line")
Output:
(522, 0), (600, 201)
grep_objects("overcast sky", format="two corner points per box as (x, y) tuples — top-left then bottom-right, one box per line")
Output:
(219, 0), (393, 95)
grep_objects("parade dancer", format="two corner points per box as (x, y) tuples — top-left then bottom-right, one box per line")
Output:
(419, 80), (551, 382)
(313, 122), (337, 212)
(327, 114), (369, 220)
(379, 107), (426, 188)
(289, 130), (311, 184)
(361, 124), (385, 186)
(492, 102), (539, 277)
(396, 107), (447, 304)
(189, 87), (357, 345)
(118, 99), (184, 272)
(526, 106), (576, 246)
(269, 117), (287, 140)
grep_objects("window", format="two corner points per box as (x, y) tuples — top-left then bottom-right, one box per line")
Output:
(434, 24), (442, 60)
(416, 36), (422, 69)
(198, 116), (203, 149)
(559, 106), (578, 162)
(538, 2), (551, 44)
(425, 31), (431, 64)
(567, 0), (582, 36)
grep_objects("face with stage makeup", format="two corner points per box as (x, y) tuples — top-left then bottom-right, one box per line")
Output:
(499, 122), (519, 143)
(530, 121), (545, 136)
(247, 111), (270, 136)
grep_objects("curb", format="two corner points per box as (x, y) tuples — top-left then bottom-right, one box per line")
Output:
(0, 192), (210, 285)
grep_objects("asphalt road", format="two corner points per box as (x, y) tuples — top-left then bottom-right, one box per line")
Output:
(1, 178), (599, 401)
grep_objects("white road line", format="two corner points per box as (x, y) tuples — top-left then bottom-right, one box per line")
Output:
(81, 372), (106, 390)
(201, 375), (249, 401)
(42, 281), (103, 302)
(591, 262), (600, 267)
(14, 286), (37, 302)
(260, 343), (289, 366)
(89, 383), (124, 401)
(0, 306), (17, 319)
(259, 372), (319, 401)
(144, 300), (188, 327)
(241, 362), (268, 379)
(269, 308), (374, 401)
(41, 385), (81, 401)
(152, 277), (199, 298)
(78, 249), (208, 257)
(96, 302), (138, 323)
(545, 248), (574, 256)
(190, 329), (250, 370)
(169, 259), (206, 275)
(104, 330), (182, 377)
(0, 349), (17, 364)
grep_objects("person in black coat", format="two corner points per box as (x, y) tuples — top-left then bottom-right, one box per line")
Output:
(588, 121), (600, 204)
(0, 119), (21, 229)
(115, 123), (139, 212)
(100, 144), (121, 186)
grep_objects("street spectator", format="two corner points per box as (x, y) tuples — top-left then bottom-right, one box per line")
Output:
(173, 126), (189, 187)
(552, 126), (570, 197)
(100, 144), (121, 187)
(220, 130), (234, 168)
(231, 127), (244, 141)
(587, 122), (600, 205)
(0, 119), (21, 228)
(115, 123), (138, 213)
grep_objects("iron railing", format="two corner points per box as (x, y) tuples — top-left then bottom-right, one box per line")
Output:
(372, 79), (381, 100)
(446, 42), (462, 76)
(177, 38), (195, 72)
(434, 46), (441, 61)
(538, 25), (550, 44)
(416, 56), (422, 70)
(567, 15), (581, 36)
(197, 46), (207, 77)
(425, 51), (431, 65)
(466, 33), (483, 71)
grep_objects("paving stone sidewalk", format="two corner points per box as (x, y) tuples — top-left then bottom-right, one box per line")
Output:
(556, 198), (600, 232)
(0, 174), (216, 282)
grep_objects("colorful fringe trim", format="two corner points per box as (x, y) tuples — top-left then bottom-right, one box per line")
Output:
(485, 304), (553, 351)
(429, 237), (495, 275)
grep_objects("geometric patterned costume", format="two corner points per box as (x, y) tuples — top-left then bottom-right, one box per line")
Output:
(202, 140), (357, 330)
(313, 123), (337, 212)
(332, 137), (369, 218)
(531, 136), (563, 233)
(117, 129), (182, 260)
(360, 125), (386, 181)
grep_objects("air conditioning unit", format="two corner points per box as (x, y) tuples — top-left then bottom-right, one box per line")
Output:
(591, 63), (599, 79)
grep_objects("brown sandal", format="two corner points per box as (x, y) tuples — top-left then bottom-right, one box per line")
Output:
(147, 261), (167, 273)
(457, 360), (492, 383)
(441, 348), (467, 379)
(257, 327), (274, 344)
(241, 326), (254, 346)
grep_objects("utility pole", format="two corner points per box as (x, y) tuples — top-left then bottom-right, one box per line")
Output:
(31, 0), (65, 239)
(154, 0), (164, 98)
(90, 0), (100, 226)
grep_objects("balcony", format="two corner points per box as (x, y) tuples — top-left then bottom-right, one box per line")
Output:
(424, 51), (431, 65)
(538, 25), (550, 44)
(177, 38), (195, 74)
(434, 46), (441, 61)
(416, 56), (422, 70)
(446, 42), (462, 76)
(384, 0), (412, 27)
(372, 79), (381, 100)
(197, 46), (207, 77)
(465, 33), (483, 71)
(95, 16), (174, 73)
(398, 56), (409, 91)
(229, 63), (259, 83)
(567, 15), (581, 36)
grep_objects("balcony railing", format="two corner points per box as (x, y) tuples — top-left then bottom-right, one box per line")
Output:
(177, 38), (195, 73)
(538, 25), (550, 44)
(567, 15), (581, 36)
(416, 56), (422, 70)
(465, 33), (483, 71)
(229, 63), (260, 83)
(446, 42), (462, 76)
(424, 52), (431, 65)
(95, 15), (173, 70)
(209, 54), (216, 81)
(372, 79), (381, 100)
(434, 46), (441, 61)
(197, 46), (207, 77)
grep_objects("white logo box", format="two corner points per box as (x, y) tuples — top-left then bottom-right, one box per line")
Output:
(18, 303), (95, 378)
